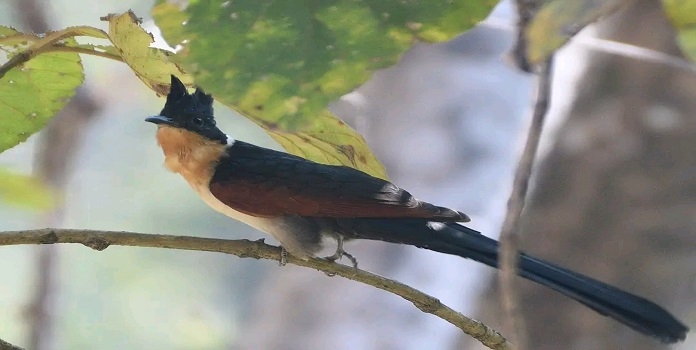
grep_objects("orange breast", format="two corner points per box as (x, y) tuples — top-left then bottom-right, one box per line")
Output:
(155, 126), (227, 190)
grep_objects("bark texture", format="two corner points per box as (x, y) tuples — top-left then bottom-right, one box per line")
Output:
(465, 1), (696, 349)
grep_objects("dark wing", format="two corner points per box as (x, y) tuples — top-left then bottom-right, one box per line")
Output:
(208, 141), (469, 222)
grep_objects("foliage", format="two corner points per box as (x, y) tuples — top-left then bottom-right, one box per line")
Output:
(0, 0), (694, 206)
(151, 0), (496, 177)
(526, 0), (696, 64)
(0, 16), (187, 210)
(526, 0), (626, 64)
(0, 27), (84, 154)
(0, 2), (497, 185)
(663, 0), (696, 61)
(0, 167), (54, 210)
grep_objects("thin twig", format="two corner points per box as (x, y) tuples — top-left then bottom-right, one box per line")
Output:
(484, 17), (696, 75)
(510, 0), (541, 72)
(572, 35), (695, 72)
(497, 57), (554, 350)
(0, 23), (109, 80)
(0, 51), (33, 79)
(0, 228), (512, 350)
(0, 33), (40, 45)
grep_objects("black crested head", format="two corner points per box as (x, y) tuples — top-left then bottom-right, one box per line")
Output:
(145, 75), (228, 144)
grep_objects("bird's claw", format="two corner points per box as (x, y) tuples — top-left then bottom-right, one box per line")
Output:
(323, 236), (358, 269)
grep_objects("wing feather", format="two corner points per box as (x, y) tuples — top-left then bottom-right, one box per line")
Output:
(209, 141), (469, 222)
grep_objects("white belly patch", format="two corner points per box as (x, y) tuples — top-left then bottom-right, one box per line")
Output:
(195, 184), (272, 232)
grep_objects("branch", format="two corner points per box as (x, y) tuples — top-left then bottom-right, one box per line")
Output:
(0, 229), (512, 350)
(497, 57), (555, 350)
(0, 337), (24, 350)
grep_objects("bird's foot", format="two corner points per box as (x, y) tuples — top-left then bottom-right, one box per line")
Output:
(323, 236), (358, 269)
(342, 251), (358, 269)
(324, 249), (342, 262)
(279, 247), (288, 266)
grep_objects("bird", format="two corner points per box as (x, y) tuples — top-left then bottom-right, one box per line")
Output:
(146, 75), (688, 343)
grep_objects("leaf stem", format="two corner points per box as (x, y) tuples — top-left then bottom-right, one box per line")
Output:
(44, 45), (123, 62)
(498, 57), (554, 350)
(0, 26), (110, 79)
(0, 33), (40, 45)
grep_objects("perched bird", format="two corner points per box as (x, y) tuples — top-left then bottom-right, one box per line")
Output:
(146, 75), (688, 343)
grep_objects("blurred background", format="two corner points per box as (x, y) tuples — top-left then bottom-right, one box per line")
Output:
(0, 0), (694, 349)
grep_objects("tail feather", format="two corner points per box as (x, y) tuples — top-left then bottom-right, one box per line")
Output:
(339, 219), (688, 343)
(516, 255), (686, 342)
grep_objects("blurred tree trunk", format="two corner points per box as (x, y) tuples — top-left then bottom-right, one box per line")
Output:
(464, 0), (696, 349)
(13, 1), (102, 349)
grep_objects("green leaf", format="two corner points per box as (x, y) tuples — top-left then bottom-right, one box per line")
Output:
(150, 1), (495, 179)
(102, 11), (193, 95)
(0, 167), (55, 210)
(152, 0), (495, 129)
(0, 26), (84, 153)
(662, 0), (696, 62)
(266, 110), (387, 178)
(526, 0), (627, 64)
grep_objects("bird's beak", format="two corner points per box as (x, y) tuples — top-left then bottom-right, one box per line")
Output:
(145, 115), (176, 126)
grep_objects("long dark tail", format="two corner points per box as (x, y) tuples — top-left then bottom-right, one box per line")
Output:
(339, 219), (688, 343)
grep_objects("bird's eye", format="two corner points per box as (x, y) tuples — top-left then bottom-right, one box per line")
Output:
(191, 117), (205, 127)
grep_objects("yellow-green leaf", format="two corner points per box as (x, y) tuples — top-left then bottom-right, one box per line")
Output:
(59, 25), (109, 40)
(662, 0), (696, 62)
(0, 167), (55, 210)
(98, 11), (386, 176)
(0, 26), (36, 46)
(102, 11), (192, 95)
(0, 26), (84, 153)
(152, 0), (497, 130)
(150, 2), (497, 178)
(526, 0), (627, 64)
(265, 110), (387, 179)
(62, 43), (122, 61)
